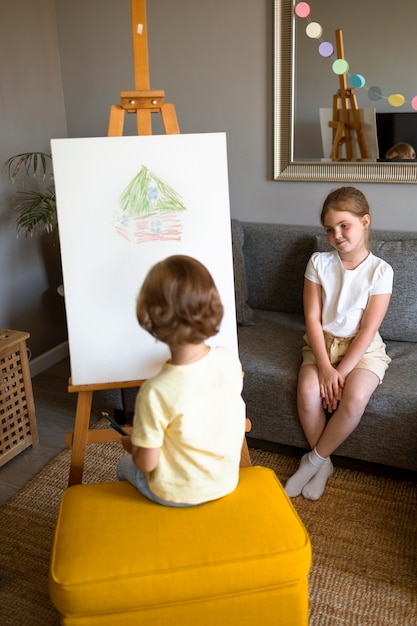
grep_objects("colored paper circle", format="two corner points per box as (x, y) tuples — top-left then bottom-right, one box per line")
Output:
(319, 41), (334, 57)
(411, 96), (417, 111)
(332, 59), (349, 75)
(350, 74), (365, 88)
(295, 2), (311, 18)
(306, 22), (323, 39)
(368, 86), (382, 101)
(388, 93), (405, 107)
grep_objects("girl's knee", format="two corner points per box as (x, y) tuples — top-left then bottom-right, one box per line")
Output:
(338, 393), (368, 424)
(298, 366), (320, 394)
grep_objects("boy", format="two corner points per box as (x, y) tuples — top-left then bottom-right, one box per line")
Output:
(117, 255), (247, 506)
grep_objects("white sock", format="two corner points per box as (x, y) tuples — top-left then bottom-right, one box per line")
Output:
(302, 458), (334, 501)
(285, 448), (328, 498)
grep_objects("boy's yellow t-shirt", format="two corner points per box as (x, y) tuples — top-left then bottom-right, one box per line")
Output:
(130, 346), (246, 504)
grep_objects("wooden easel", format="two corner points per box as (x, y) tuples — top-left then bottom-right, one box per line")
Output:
(329, 30), (368, 161)
(107, 0), (179, 137)
(65, 0), (251, 486)
(65, 0), (179, 487)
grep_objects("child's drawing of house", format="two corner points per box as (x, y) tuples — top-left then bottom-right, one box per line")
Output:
(114, 166), (187, 244)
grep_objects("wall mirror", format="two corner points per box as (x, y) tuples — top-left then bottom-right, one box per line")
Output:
(274, 0), (417, 183)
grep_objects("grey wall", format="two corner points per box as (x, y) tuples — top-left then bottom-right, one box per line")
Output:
(55, 0), (417, 231)
(1, 0), (416, 359)
(0, 0), (68, 358)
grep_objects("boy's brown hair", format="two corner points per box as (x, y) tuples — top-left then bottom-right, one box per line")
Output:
(385, 142), (416, 160)
(136, 255), (224, 345)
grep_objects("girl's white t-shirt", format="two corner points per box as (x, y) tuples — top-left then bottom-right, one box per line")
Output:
(305, 251), (394, 337)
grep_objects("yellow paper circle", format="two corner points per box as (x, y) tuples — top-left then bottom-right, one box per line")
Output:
(306, 22), (323, 39)
(388, 94), (405, 107)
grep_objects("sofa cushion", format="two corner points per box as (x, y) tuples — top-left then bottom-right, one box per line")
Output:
(243, 223), (316, 315)
(238, 310), (308, 449)
(231, 219), (254, 326)
(315, 235), (417, 342)
(372, 239), (417, 342)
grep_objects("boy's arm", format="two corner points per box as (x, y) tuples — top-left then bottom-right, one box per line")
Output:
(121, 435), (160, 472)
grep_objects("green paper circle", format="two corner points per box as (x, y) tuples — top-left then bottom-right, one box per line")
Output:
(332, 59), (349, 75)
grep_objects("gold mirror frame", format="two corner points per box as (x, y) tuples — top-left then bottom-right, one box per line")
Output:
(273, 0), (417, 183)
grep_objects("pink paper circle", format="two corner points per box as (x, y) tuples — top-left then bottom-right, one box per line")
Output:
(319, 41), (334, 57)
(295, 2), (311, 18)
(411, 96), (417, 111)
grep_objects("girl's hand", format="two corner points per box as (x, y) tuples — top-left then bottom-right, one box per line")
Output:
(318, 366), (345, 412)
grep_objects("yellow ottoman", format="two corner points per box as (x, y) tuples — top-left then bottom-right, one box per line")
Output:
(49, 466), (311, 625)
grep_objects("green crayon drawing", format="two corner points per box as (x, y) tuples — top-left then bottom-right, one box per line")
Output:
(114, 166), (187, 243)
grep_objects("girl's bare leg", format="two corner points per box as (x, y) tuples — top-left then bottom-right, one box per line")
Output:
(297, 364), (327, 448)
(286, 367), (379, 499)
(314, 369), (379, 458)
(285, 365), (329, 497)
(301, 369), (379, 500)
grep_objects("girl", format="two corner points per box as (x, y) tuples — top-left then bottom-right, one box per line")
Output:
(117, 254), (246, 506)
(285, 186), (393, 500)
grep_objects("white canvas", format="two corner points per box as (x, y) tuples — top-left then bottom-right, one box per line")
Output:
(51, 133), (237, 386)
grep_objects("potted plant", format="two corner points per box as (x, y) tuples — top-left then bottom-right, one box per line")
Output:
(4, 152), (56, 238)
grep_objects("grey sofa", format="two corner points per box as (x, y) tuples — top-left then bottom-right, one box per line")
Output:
(233, 220), (417, 474)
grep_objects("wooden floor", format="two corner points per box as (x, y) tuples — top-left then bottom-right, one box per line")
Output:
(0, 358), (102, 505)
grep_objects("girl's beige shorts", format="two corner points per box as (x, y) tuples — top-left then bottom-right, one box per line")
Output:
(301, 331), (391, 383)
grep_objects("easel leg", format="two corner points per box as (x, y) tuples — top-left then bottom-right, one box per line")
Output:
(330, 122), (343, 160)
(68, 389), (94, 486)
(108, 105), (125, 136)
(240, 437), (252, 468)
(351, 94), (369, 159)
(240, 417), (252, 468)
(161, 103), (180, 134)
(136, 109), (153, 135)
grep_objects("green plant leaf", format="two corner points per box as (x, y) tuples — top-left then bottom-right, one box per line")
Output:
(4, 152), (52, 184)
(13, 186), (57, 237)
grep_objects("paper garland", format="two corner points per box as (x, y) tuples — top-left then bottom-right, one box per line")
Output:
(294, 1), (417, 110)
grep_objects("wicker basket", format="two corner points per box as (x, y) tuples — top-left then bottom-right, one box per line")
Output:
(0, 329), (38, 466)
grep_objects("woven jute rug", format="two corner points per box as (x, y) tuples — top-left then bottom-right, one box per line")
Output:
(0, 428), (416, 625)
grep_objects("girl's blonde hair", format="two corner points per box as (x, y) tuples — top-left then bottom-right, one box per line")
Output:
(320, 186), (371, 244)
(136, 255), (224, 346)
